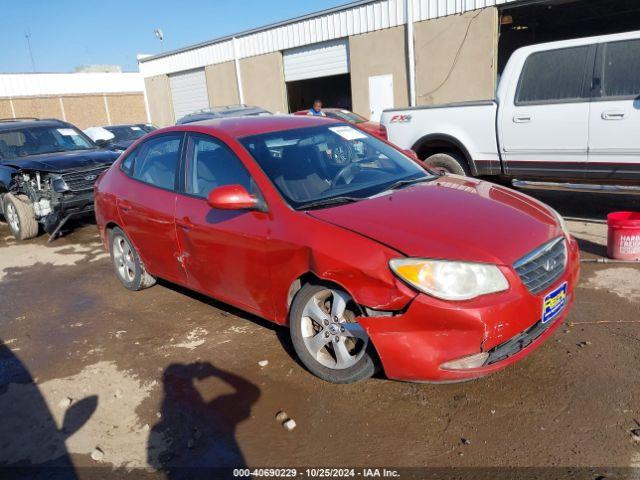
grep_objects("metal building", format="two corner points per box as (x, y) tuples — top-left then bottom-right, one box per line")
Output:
(139, 0), (640, 126)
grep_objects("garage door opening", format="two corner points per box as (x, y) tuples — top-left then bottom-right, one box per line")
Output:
(286, 73), (352, 113)
(499, 0), (640, 74)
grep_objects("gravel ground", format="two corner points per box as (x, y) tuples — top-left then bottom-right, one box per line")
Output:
(0, 189), (639, 478)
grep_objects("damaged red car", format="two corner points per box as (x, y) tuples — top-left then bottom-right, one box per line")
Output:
(95, 116), (579, 383)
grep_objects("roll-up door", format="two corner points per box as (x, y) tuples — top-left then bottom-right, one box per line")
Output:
(169, 69), (209, 120)
(283, 39), (349, 82)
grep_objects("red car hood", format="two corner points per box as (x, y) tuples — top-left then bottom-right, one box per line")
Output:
(308, 176), (562, 266)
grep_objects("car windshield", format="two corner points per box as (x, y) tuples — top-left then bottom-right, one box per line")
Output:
(240, 124), (434, 209)
(0, 125), (95, 160)
(105, 125), (148, 142)
(325, 110), (367, 124)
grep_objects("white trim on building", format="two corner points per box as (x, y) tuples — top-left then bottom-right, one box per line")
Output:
(0, 72), (145, 98)
(138, 0), (520, 78)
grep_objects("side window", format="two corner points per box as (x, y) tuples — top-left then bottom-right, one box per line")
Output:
(600, 39), (640, 99)
(120, 149), (136, 174)
(185, 135), (253, 198)
(516, 46), (590, 105)
(130, 134), (182, 190)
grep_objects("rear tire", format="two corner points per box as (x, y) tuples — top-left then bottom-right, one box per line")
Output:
(423, 152), (468, 176)
(289, 284), (376, 384)
(109, 227), (156, 291)
(3, 193), (39, 240)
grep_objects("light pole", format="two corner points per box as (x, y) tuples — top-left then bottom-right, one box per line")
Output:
(154, 29), (164, 51)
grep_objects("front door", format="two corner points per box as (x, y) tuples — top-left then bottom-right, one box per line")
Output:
(588, 38), (640, 181)
(369, 74), (394, 122)
(116, 132), (186, 284)
(499, 45), (594, 180)
(174, 133), (273, 316)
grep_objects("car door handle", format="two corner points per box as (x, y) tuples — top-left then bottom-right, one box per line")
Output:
(513, 114), (532, 123)
(176, 218), (194, 231)
(602, 110), (626, 120)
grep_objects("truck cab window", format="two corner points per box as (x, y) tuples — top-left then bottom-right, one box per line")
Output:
(516, 46), (590, 105)
(600, 39), (640, 99)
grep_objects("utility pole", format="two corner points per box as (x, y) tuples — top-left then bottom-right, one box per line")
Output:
(25, 29), (36, 72)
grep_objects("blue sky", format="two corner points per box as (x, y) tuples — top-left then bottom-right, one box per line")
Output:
(1, 0), (351, 73)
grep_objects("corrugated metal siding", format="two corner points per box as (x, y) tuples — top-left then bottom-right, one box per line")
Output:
(0, 73), (144, 97)
(139, 0), (520, 78)
(283, 39), (350, 82)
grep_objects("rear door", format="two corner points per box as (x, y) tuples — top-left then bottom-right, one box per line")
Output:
(588, 38), (640, 180)
(500, 45), (595, 179)
(116, 132), (187, 284)
(174, 132), (273, 316)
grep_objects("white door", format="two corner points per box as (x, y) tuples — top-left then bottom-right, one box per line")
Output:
(588, 38), (640, 180)
(368, 74), (394, 122)
(283, 39), (350, 82)
(169, 69), (209, 121)
(499, 45), (592, 179)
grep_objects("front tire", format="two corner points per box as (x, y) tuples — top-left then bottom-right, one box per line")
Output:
(423, 152), (468, 176)
(3, 193), (39, 240)
(289, 284), (376, 383)
(109, 227), (156, 291)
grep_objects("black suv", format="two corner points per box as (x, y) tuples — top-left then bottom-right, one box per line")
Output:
(0, 118), (119, 241)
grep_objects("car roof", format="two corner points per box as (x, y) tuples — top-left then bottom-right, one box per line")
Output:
(0, 118), (69, 131)
(166, 114), (341, 138)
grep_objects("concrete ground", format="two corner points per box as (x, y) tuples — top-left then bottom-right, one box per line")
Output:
(0, 189), (639, 477)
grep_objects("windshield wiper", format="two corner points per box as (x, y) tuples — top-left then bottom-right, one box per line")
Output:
(385, 176), (432, 191)
(297, 196), (362, 210)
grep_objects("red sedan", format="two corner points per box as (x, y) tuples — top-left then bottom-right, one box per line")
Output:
(293, 108), (387, 140)
(95, 116), (579, 384)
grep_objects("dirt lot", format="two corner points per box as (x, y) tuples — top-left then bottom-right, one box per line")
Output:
(1, 190), (640, 477)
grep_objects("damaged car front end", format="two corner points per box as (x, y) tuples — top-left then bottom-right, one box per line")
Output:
(0, 119), (119, 241)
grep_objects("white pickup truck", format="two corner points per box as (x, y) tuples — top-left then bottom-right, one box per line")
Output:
(381, 30), (640, 192)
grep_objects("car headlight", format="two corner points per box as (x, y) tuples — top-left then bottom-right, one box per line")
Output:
(389, 258), (509, 301)
(50, 175), (69, 193)
(549, 207), (569, 234)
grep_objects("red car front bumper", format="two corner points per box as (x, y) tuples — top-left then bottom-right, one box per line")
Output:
(360, 236), (580, 382)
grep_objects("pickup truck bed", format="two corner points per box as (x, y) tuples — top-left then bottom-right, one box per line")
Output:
(382, 100), (500, 176)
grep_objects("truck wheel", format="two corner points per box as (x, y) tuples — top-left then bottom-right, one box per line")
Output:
(423, 153), (468, 176)
(289, 284), (376, 384)
(108, 227), (156, 291)
(3, 193), (39, 240)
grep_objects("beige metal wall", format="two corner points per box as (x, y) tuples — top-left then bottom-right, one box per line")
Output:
(414, 7), (497, 105)
(144, 75), (174, 127)
(105, 94), (147, 126)
(240, 52), (288, 113)
(349, 25), (409, 118)
(205, 61), (240, 107)
(0, 93), (147, 129)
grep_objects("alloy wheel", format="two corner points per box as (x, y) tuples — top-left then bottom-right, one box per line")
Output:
(5, 202), (20, 233)
(112, 235), (136, 283)
(300, 289), (368, 369)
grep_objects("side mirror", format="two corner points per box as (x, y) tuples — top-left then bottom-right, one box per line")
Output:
(403, 149), (419, 160)
(94, 139), (108, 148)
(207, 184), (259, 210)
(60, 395), (98, 439)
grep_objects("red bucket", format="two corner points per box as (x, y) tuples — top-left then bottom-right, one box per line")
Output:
(607, 212), (640, 261)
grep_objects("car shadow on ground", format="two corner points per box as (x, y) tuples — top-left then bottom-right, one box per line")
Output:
(148, 361), (260, 475)
(156, 279), (306, 369)
(0, 340), (97, 478)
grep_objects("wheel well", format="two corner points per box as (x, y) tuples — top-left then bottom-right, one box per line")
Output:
(103, 222), (121, 251)
(412, 136), (475, 175)
(286, 273), (363, 317)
